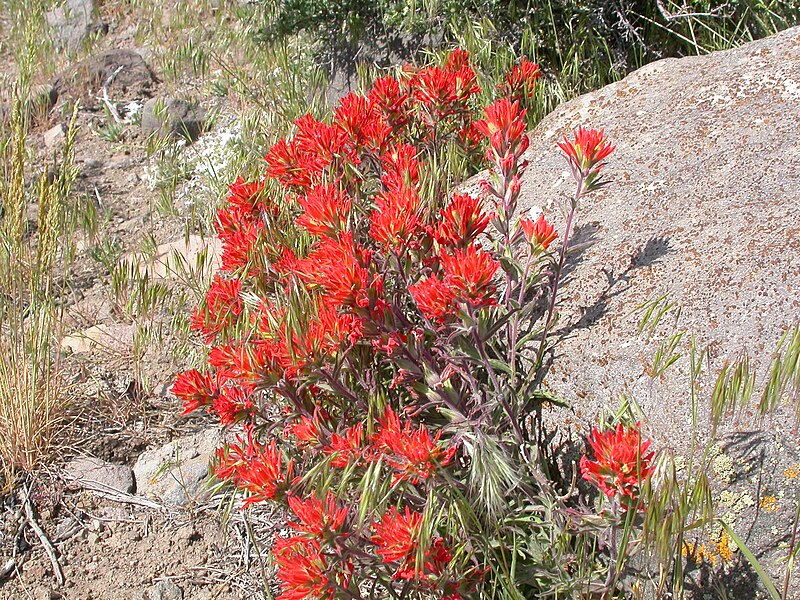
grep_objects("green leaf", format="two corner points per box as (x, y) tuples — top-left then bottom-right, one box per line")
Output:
(719, 520), (781, 600)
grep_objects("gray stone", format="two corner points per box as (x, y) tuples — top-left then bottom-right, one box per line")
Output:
(43, 124), (66, 149)
(141, 98), (206, 142)
(52, 49), (155, 102)
(484, 26), (800, 448)
(133, 430), (220, 506)
(143, 580), (183, 600)
(45, 0), (95, 53)
(64, 456), (135, 493)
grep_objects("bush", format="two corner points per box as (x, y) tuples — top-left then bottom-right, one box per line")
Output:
(257, 0), (799, 96)
(172, 49), (672, 598)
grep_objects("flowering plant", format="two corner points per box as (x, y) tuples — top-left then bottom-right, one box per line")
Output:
(173, 49), (648, 598)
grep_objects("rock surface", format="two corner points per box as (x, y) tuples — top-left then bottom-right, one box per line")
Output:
(503, 25), (800, 448)
(64, 456), (135, 493)
(43, 123), (66, 149)
(45, 0), (97, 53)
(52, 49), (155, 102)
(141, 97), (206, 142)
(133, 430), (220, 506)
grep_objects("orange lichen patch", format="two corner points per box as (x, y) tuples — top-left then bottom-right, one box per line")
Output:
(682, 541), (718, 566)
(760, 495), (779, 512)
(784, 464), (800, 480)
(716, 531), (735, 563)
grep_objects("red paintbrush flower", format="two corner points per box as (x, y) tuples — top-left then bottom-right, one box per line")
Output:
(296, 233), (380, 309)
(557, 126), (615, 174)
(212, 386), (255, 426)
(294, 113), (350, 168)
(227, 176), (272, 215)
(273, 536), (332, 600)
(265, 137), (323, 190)
(369, 184), (422, 249)
(520, 214), (558, 251)
(215, 430), (294, 506)
(220, 219), (265, 273)
(440, 245), (500, 308)
(324, 423), (364, 468)
(189, 275), (243, 342)
(500, 59), (541, 100)
(580, 423), (654, 503)
(334, 93), (390, 151)
(434, 193), (489, 249)
(373, 407), (456, 484)
(474, 98), (528, 156)
(380, 143), (419, 191)
(409, 275), (457, 322)
(296, 183), (352, 238)
(372, 506), (452, 580)
(369, 76), (410, 128)
(288, 492), (348, 539)
(172, 369), (219, 415)
(285, 409), (325, 449)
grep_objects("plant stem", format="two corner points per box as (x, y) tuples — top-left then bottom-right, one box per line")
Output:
(533, 172), (585, 374)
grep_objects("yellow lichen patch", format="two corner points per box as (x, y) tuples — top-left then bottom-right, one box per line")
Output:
(784, 464), (800, 479)
(760, 495), (779, 512)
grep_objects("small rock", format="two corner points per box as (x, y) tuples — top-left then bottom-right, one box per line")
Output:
(61, 323), (135, 354)
(133, 430), (220, 506)
(52, 49), (155, 102)
(43, 124), (66, 149)
(45, 0), (95, 53)
(64, 456), (135, 493)
(143, 580), (183, 600)
(119, 235), (222, 280)
(86, 531), (100, 545)
(141, 98), (206, 142)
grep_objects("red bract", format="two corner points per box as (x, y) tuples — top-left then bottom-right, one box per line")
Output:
(373, 407), (456, 484)
(294, 114), (350, 168)
(557, 126), (615, 174)
(409, 275), (457, 322)
(172, 369), (218, 415)
(579, 423), (654, 503)
(369, 76), (409, 128)
(190, 275), (243, 341)
(296, 184), (352, 238)
(380, 143), (419, 191)
(334, 93), (389, 151)
(220, 219), (265, 273)
(265, 138), (322, 190)
(286, 413), (322, 449)
(288, 492), (348, 539)
(227, 176), (272, 214)
(372, 506), (451, 580)
(440, 245), (500, 308)
(520, 214), (558, 250)
(212, 386), (254, 426)
(297, 233), (380, 309)
(215, 432), (294, 506)
(412, 63), (479, 117)
(369, 184), (422, 249)
(324, 423), (364, 468)
(435, 193), (490, 249)
(474, 98), (528, 156)
(501, 59), (541, 100)
(273, 536), (332, 600)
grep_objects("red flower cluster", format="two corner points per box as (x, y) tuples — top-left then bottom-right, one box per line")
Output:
(373, 407), (456, 484)
(579, 423), (654, 503)
(372, 506), (452, 580)
(215, 429), (294, 506)
(520, 214), (558, 251)
(172, 46), (617, 596)
(558, 126), (615, 180)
